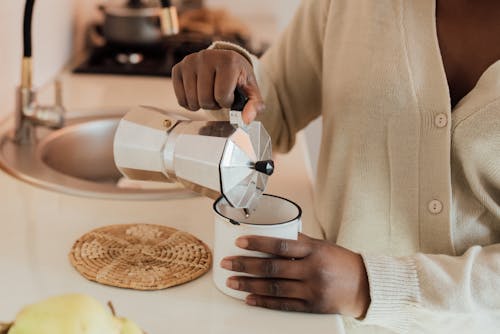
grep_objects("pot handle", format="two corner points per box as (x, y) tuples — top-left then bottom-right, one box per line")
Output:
(160, 3), (180, 36)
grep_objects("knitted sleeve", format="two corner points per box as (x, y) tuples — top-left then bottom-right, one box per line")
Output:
(360, 98), (500, 332)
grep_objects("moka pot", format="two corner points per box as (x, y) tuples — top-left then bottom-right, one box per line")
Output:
(113, 89), (274, 209)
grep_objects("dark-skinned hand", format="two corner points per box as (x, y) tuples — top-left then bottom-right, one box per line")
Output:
(221, 233), (371, 318)
(172, 49), (264, 124)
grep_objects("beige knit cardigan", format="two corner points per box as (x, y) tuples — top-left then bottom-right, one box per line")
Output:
(210, 0), (500, 333)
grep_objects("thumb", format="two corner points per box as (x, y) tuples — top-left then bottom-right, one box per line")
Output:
(238, 75), (265, 124)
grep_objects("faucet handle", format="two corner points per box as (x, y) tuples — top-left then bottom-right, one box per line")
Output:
(34, 79), (65, 129)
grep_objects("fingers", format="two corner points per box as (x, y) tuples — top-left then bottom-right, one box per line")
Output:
(246, 295), (310, 313)
(182, 69), (199, 111)
(242, 99), (264, 124)
(214, 66), (239, 109)
(172, 64), (187, 108)
(221, 257), (305, 279)
(239, 78), (265, 124)
(171, 49), (265, 121)
(197, 66), (217, 110)
(227, 277), (308, 300)
(235, 235), (313, 259)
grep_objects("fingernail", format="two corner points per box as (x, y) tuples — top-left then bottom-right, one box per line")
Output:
(246, 296), (257, 306)
(235, 237), (249, 249)
(220, 259), (233, 270)
(226, 278), (240, 290)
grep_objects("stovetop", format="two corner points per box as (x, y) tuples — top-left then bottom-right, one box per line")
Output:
(74, 33), (215, 77)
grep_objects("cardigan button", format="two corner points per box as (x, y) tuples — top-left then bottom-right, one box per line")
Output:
(434, 113), (448, 128)
(428, 199), (443, 214)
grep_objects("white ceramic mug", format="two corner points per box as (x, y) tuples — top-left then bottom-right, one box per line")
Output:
(213, 194), (302, 300)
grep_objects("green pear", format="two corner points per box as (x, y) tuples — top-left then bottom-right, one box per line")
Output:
(6, 294), (142, 334)
(118, 317), (143, 334)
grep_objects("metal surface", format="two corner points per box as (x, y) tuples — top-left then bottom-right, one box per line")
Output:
(15, 84), (65, 144)
(114, 106), (273, 208)
(18, 3), (64, 143)
(220, 122), (272, 209)
(114, 106), (230, 194)
(0, 112), (194, 200)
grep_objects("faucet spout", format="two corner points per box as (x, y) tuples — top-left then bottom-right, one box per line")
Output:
(15, 0), (66, 144)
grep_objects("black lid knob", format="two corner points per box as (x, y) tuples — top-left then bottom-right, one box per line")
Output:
(254, 160), (275, 176)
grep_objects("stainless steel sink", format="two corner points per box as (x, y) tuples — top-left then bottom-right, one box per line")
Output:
(40, 118), (121, 184)
(0, 112), (194, 200)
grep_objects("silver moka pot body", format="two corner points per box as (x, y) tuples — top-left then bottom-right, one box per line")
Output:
(113, 104), (274, 209)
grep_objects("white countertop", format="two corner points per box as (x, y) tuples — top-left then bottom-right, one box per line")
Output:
(0, 71), (344, 333)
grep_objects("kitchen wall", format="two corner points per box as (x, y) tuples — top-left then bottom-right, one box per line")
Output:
(206, 0), (301, 32)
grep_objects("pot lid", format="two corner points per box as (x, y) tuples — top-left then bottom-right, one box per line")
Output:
(104, 0), (162, 16)
(219, 121), (273, 209)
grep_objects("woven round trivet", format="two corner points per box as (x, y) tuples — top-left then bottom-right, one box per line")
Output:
(69, 224), (212, 290)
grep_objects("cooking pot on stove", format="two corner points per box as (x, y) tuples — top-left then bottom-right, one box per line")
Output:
(100, 0), (181, 47)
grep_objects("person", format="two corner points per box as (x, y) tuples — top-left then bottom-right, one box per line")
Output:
(171, 0), (500, 333)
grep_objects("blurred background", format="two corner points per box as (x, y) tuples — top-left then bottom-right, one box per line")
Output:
(0, 0), (321, 179)
(0, 0), (298, 119)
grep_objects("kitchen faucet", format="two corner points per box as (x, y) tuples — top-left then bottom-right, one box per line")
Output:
(15, 0), (65, 144)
